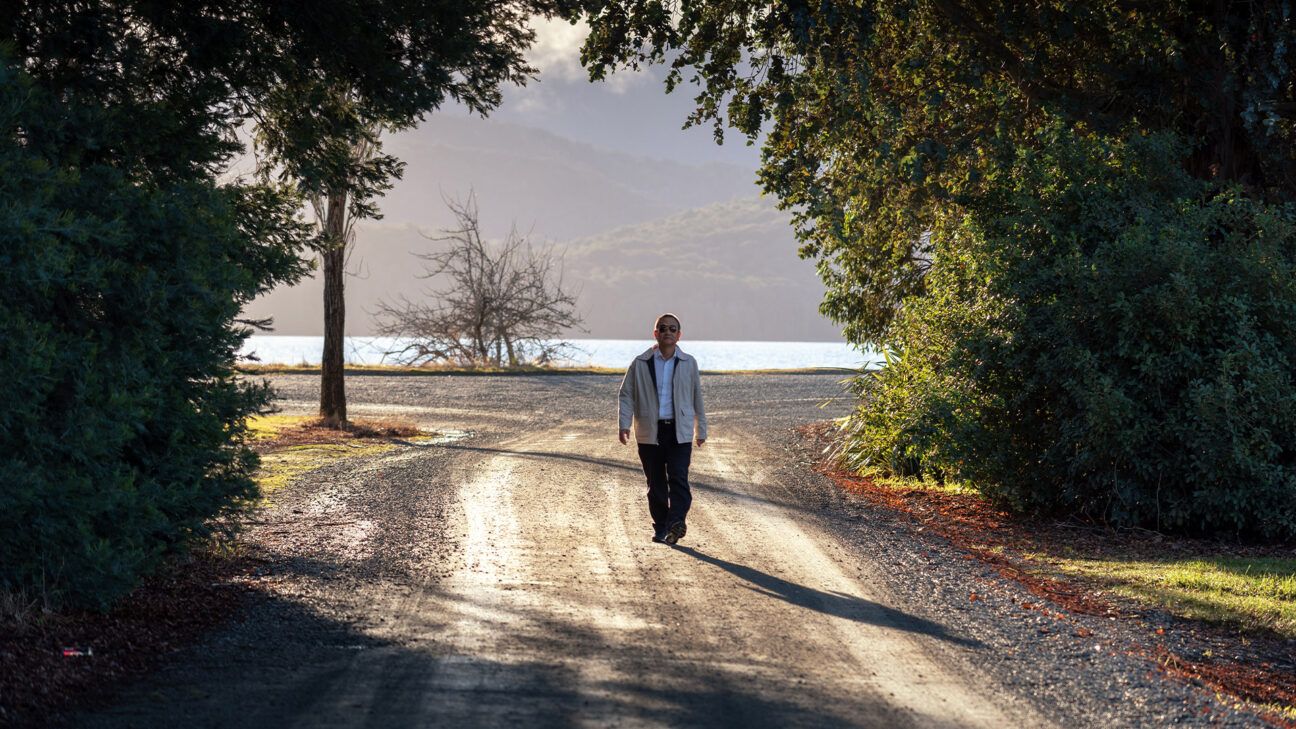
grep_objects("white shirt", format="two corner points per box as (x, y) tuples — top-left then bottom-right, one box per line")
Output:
(654, 351), (676, 419)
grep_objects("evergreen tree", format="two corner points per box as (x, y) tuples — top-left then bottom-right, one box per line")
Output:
(579, 2), (1296, 536)
(580, 1), (1296, 340)
(0, 0), (573, 607)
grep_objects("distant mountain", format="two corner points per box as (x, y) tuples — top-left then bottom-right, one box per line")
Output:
(241, 118), (842, 341)
(379, 116), (758, 239)
(562, 196), (841, 341)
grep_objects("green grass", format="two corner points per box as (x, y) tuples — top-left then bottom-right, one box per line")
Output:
(245, 413), (310, 441)
(1260, 702), (1296, 723)
(828, 455), (1296, 639)
(255, 441), (397, 497)
(1043, 555), (1296, 638)
(245, 414), (432, 498)
(854, 471), (981, 497)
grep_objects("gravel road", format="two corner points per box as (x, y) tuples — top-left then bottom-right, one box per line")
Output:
(76, 373), (1265, 727)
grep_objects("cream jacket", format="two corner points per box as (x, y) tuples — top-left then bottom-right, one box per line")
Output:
(618, 346), (707, 445)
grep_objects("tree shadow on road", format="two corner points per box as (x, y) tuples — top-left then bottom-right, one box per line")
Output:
(73, 543), (985, 729)
(673, 546), (984, 649)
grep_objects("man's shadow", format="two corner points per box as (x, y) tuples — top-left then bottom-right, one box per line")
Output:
(672, 545), (983, 649)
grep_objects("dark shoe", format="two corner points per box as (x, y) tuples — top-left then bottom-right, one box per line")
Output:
(651, 531), (666, 543)
(664, 521), (686, 545)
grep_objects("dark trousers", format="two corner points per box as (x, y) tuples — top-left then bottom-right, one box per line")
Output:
(637, 419), (693, 531)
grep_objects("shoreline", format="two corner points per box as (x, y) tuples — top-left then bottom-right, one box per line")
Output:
(236, 363), (863, 377)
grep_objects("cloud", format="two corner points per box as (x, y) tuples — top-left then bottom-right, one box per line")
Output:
(526, 16), (588, 81)
(524, 16), (647, 94)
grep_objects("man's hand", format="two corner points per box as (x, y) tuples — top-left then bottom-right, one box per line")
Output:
(619, 428), (631, 445)
(696, 438), (706, 447)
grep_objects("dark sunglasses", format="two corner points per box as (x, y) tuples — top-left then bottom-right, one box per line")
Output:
(656, 325), (679, 333)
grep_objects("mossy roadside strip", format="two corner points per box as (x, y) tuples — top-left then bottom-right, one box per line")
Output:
(246, 414), (423, 500)
(1039, 554), (1296, 638)
(800, 422), (1296, 724)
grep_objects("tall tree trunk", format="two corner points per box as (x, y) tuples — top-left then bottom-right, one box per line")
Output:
(320, 190), (348, 426)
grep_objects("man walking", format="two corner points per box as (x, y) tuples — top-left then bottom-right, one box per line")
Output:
(618, 313), (707, 545)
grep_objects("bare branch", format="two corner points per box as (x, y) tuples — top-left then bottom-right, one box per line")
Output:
(374, 195), (585, 367)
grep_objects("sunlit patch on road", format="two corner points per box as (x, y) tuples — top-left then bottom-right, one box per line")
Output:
(416, 429), (471, 445)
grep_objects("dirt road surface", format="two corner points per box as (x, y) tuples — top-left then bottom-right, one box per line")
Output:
(76, 373), (1261, 728)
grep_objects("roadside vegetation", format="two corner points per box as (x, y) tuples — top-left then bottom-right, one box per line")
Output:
(582, 2), (1296, 540)
(246, 414), (425, 497)
(1, 1), (581, 613)
(824, 430), (1295, 636)
(1040, 555), (1296, 639)
(806, 419), (1296, 723)
(0, 412), (423, 725)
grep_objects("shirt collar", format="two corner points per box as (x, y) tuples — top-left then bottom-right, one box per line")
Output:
(638, 346), (690, 362)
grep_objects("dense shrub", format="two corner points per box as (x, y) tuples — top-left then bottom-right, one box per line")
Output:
(0, 65), (308, 608)
(840, 128), (1296, 539)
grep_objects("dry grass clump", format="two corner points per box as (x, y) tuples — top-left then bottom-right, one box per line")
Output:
(335, 417), (421, 438)
(0, 587), (51, 632)
(247, 414), (421, 451)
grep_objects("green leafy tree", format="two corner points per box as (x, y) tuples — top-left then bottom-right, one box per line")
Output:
(580, 1), (1296, 340)
(0, 0), (569, 607)
(0, 60), (309, 608)
(252, 0), (581, 425)
(837, 128), (1296, 537)
(579, 1), (1296, 536)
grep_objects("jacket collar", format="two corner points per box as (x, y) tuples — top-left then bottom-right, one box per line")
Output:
(637, 346), (691, 362)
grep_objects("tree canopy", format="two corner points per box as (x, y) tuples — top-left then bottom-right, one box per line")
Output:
(580, 0), (1296, 342)
(580, 1), (1296, 537)
(245, 0), (580, 423)
(0, 0), (579, 607)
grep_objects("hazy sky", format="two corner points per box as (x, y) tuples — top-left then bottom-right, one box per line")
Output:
(479, 17), (764, 169)
(243, 18), (846, 342)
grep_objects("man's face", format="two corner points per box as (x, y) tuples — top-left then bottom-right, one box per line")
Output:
(654, 317), (680, 348)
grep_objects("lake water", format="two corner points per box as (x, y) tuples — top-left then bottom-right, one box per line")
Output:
(239, 336), (877, 371)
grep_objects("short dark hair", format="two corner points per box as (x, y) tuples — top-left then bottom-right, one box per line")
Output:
(655, 313), (681, 329)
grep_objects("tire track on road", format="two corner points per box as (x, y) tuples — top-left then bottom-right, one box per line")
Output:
(330, 423), (1049, 727)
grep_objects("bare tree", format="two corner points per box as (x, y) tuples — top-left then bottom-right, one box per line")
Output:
(375, 195), (584, 367)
